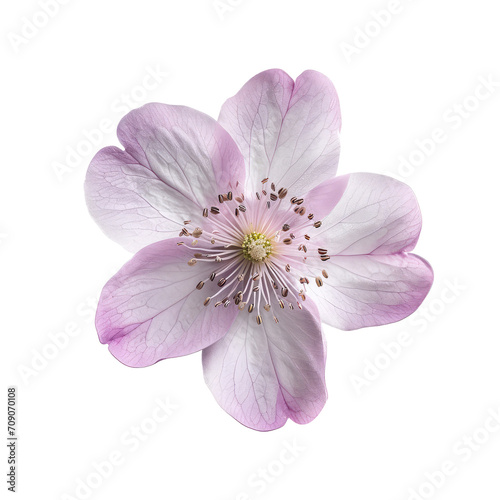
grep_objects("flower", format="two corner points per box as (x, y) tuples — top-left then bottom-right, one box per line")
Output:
(85, 69), (433, 431)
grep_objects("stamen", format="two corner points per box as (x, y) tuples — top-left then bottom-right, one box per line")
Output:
(278, 188), (288, 199)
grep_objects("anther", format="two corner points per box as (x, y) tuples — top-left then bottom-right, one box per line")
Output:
(270, 193), (277, 201)
(283, 238), (292, 245)
(322, 270), (329, 279)
(196, 281), (205, 290)
(204, 297), (211, 306)
(274, 316), (279, 323)
(290, 197), (298, 204)
(315, 277), (323, 287)
(192, 227), (203, 238)
(235, 208), (239, 217)
(271, 182), (276, 191)
(261, 177), (269, 184)
(210, 272), (216, 281)
(203, 208), (208, 217)
(210, 207), (220, 215)
(281, 287), (288, 297)
(255, 192), (261, 200)
(252, 273), (260, 281)
(320, 255), (330, 261)
(188, 259), (197, 266)
(248, 303), (254, 313)
(218, 278), (227, 287)
(238, 205), (246, 212)
(285, 264), (291, 272)
(227, 191), (233, 201)
(308, 213), (314, 220)
(218, 194), (224, 203)
(264, 304), (271, 312)
(278, 188), (287, 199)
(304, 234), (310, 240)
(313, 221), (322, 228)
(184, 220), (191, 225)
(318, 248), (328, 255)
(253, 286), (260, 292)
(282, 224), (290, 231)
(256, 315), (262, 325)
(278, 299), (285, 309)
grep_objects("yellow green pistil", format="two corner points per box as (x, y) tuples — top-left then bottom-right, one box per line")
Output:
(242, 232), (272, 262)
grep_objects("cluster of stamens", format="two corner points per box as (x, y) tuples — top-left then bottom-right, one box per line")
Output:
(177, 178), (331, 325)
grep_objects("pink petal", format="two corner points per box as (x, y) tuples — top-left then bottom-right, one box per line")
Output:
(303, 173), (350, 220)
(307, 253), (433, 330)
(202, 301), (327, 431)
(96, 238), (238, 367)
(219, 69), (341, 195)
(85, 104), (245, 252)
(311, 173), (423, 255)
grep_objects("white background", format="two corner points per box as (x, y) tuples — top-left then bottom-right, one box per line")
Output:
(2, 1), (500, 499)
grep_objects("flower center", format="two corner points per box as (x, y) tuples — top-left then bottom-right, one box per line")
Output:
(242, 232), (272, 262)
(179, 177), (331, 325)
